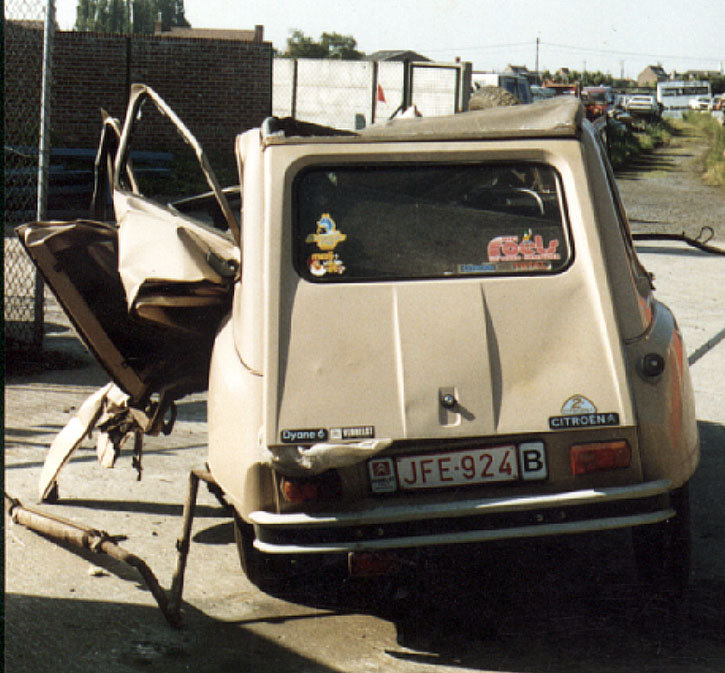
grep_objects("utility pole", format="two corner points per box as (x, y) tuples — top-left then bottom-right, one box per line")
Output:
(535, 36), (540, 76)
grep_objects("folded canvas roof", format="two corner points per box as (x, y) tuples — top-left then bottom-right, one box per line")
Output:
(262, 95), (584, 146)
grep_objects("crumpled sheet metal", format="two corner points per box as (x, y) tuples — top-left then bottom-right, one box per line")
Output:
(116, 202), (239, 314)
(262, 439), (393, 477)
(39, 382), (155, 501)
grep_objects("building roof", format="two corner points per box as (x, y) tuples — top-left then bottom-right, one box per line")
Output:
(505, 65), (531, 74)
(366, 50), (430, 62)
(640, 64), (668, 77)
(153, 25), (265, 43)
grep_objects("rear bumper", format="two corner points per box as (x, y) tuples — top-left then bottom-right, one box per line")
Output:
(249, 479), (673, 554)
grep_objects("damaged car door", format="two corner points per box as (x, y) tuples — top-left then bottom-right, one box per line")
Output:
(18, 84), (240, 409)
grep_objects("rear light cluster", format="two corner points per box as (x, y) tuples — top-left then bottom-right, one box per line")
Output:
(279, 470), (342, 503)
(570, 440), (631, 475)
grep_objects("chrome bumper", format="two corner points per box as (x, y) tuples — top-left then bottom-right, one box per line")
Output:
(249, 480), (674, 554)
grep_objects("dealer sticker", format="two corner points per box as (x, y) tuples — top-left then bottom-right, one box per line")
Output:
(368, 457), (397, 493)
(329, 426), (375, 441)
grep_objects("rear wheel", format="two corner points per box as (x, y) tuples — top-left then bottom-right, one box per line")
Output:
(632, 484), (691, 600)
(232, 513), (346, 599)
(233, 513), (291, 595)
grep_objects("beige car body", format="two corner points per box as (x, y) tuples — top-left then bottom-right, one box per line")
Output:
(208, 94), (698, 557)
(19, 86), (698, 572)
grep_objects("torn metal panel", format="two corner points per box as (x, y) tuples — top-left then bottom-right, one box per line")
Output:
(115, 83), (240, 243)
(38, 381), (171, 501)
(17, 220), (222, 405)
(263, 439), (393, 477)
(116, 195), (239, 315)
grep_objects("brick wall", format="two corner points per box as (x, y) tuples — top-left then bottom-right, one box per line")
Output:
(5, 24), (273, 157)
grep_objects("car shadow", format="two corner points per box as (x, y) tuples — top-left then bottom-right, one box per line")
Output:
(4, 593), (345, 673)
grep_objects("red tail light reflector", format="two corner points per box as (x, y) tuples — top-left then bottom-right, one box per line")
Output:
(281, 479), (319, 503)
(279, 470), (342, 503)
(570, 440), (631, 475)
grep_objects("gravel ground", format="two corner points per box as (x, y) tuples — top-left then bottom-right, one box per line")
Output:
(616, 121), (725, 242)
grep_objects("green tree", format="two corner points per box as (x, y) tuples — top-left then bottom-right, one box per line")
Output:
(707, 74), (725, 95)
(320, 32), (364, 60)
(281, 29), (364, 60)
(74, 0), (189, 34)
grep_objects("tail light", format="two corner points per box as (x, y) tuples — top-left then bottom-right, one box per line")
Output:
(280, 470), (342, 503)
(570, 440), (631, 476)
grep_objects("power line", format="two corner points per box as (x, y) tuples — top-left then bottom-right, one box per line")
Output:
(423, 41), (533, 54)
(541, 40), (723, 63)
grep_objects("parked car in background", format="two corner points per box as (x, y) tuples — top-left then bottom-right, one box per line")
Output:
(625, 95), (660, 118)
(689, 95), (713, 111)
(712, 94), (725, 125)
(581, 86), (616, 120)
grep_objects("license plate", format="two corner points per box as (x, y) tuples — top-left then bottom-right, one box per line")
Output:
(368, 442), (547, 493)
(396, 445), (518, 490)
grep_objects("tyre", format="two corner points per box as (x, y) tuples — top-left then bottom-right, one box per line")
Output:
(233, 512), (290, 595)
(632, 484), (691, 600)
(468, 86), (521, 111)
(232, 512), (345, 599)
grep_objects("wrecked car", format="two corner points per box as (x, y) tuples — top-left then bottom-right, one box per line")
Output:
(18, 85), (699, 600)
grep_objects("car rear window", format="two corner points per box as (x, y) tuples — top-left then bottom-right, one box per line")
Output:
(294, 162), (570, 281)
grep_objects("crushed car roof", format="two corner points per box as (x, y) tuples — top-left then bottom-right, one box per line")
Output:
(262, 95), (584, 145)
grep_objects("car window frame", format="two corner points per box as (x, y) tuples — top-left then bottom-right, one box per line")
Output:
(291, 159), (574, 283)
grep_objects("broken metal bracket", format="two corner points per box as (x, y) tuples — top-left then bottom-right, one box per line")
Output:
(5, 468), (222, 629)
(632, 226), (725, 255)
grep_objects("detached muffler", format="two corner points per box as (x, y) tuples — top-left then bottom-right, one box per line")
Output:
(5, 468), (218, 628)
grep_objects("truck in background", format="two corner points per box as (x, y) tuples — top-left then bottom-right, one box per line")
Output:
(472, 72), (533, 103)
(657, 80), (711, 118)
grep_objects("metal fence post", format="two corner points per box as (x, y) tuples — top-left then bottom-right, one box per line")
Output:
(403, 59), (412, 111)
(370, 60), (379, 124)
(291, 58), (299, 119)
(33, 0), (55, 345)
(460, 62), (473, 112)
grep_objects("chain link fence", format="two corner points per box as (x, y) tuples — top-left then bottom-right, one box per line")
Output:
(4, 0), (54, 351)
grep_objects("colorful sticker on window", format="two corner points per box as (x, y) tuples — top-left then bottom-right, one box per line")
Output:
(487, 231), (560, 263)
(457, 263), (496, 274)
(308, 251), (346, 276)
(306, 213), (347, 251)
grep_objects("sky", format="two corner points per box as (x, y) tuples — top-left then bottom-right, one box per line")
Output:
(52, 0), (724, 79)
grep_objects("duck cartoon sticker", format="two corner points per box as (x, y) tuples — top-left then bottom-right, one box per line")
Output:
(306, 214), (347, 251)
(306, 214), (347, 276)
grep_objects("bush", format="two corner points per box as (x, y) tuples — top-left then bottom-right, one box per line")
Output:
(608, 116), (674, 168)
(682, 111), (725, 186)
